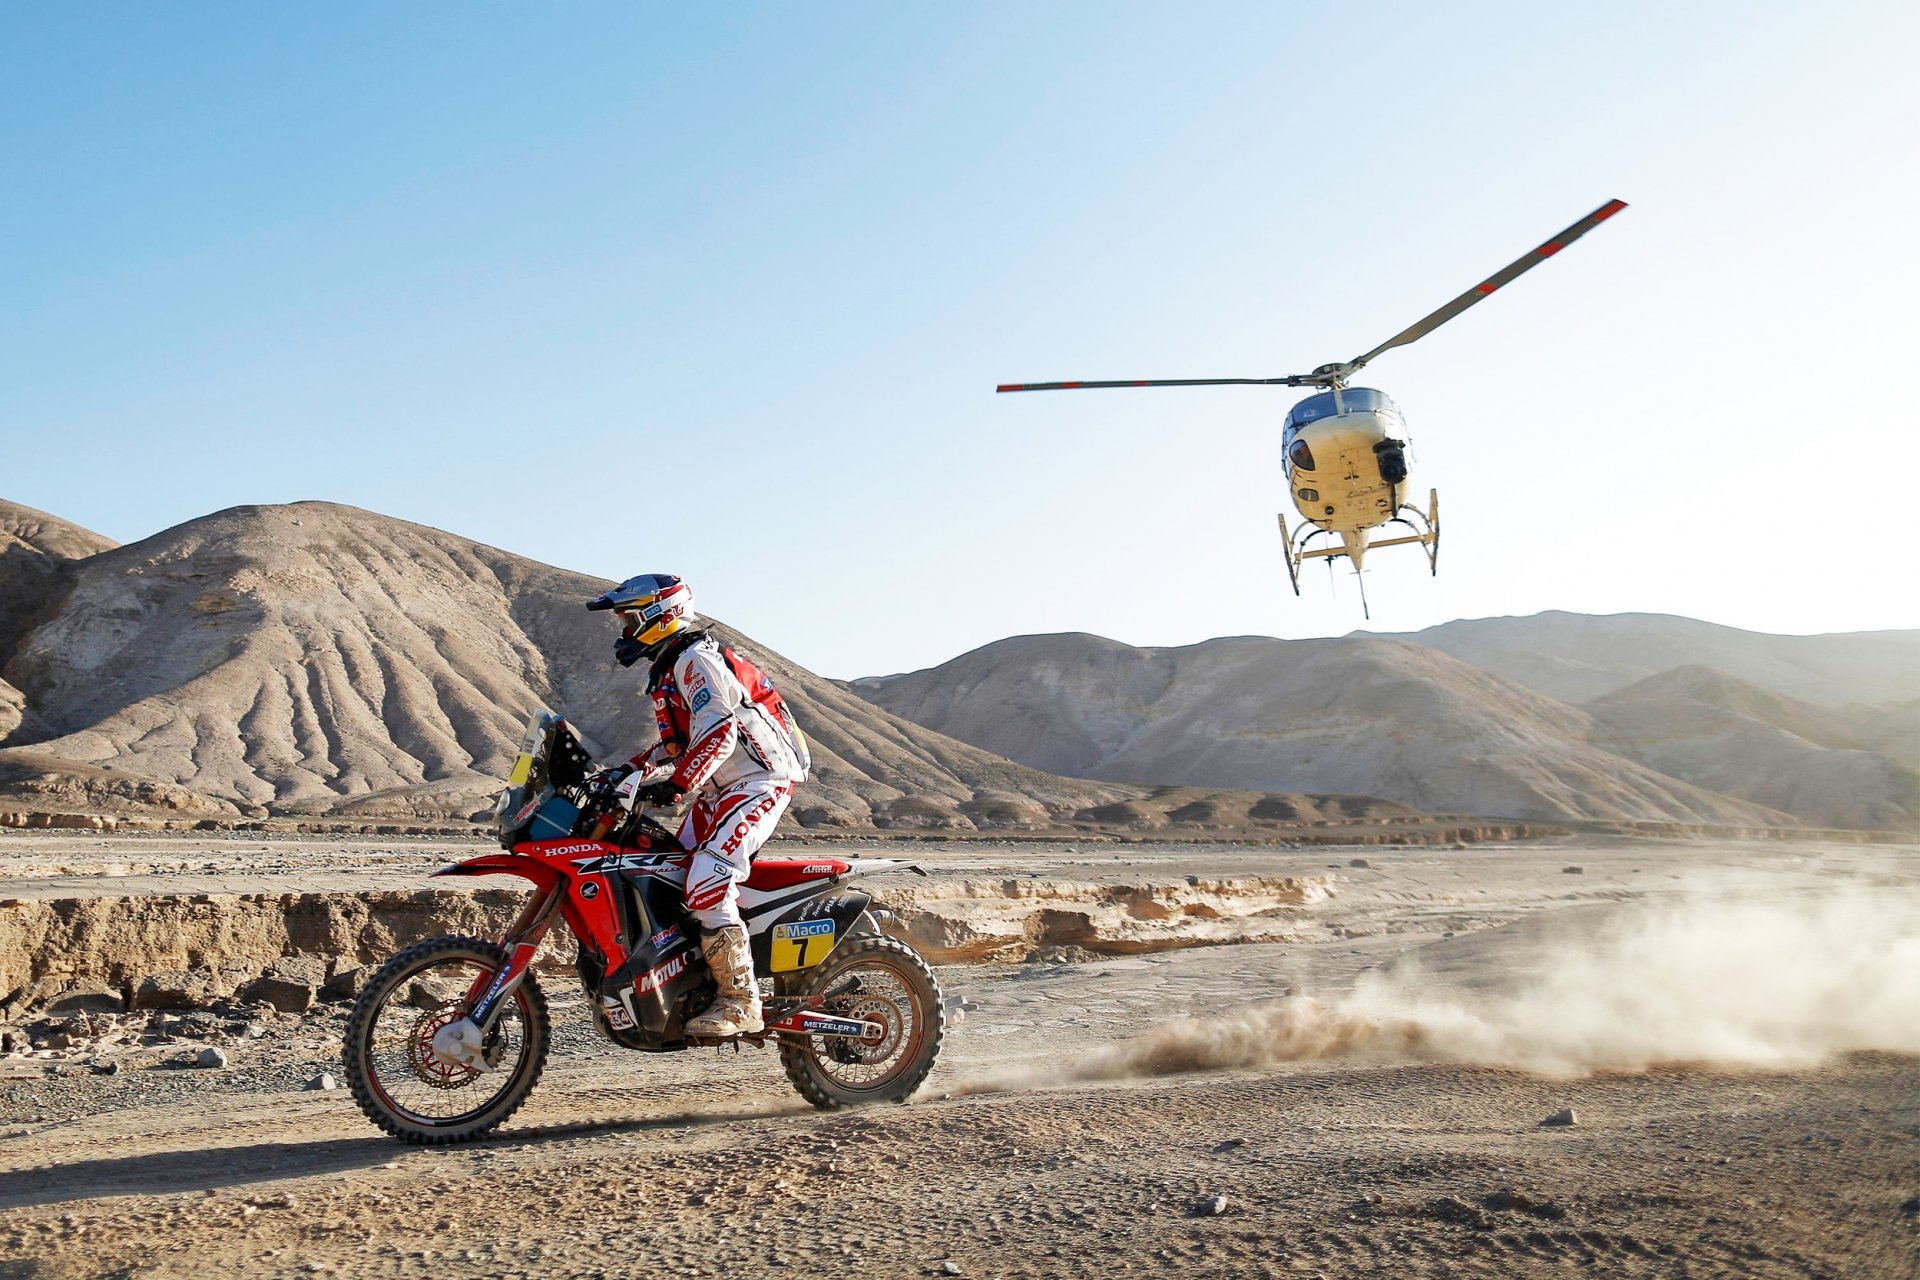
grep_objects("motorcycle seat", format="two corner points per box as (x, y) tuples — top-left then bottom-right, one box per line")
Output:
(743, 858), (852, 890)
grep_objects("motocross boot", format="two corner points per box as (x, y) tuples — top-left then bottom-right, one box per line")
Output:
(685, 925), (763, 1036)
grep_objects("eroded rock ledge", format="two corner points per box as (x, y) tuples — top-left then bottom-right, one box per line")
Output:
(0, 873), (1336, 1017)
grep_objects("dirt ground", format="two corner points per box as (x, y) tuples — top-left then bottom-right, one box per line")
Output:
(2, 832), (1916, 1279)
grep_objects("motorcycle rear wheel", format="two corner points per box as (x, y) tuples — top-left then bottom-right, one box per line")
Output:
(780, 934), (944, 1108)
(342, 935), (550, 1145)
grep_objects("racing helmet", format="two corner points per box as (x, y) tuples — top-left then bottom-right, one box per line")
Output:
(586, 573), (698, 657)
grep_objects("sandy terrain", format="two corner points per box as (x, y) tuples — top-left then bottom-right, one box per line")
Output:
(2, 832), (1917, 1278)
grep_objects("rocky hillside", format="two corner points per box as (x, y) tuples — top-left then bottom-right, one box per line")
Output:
(1585, 666), (1920, 831)
(0, 501), (1152, 828)
(0, 501), (119, 744)
(1371, 610), (1920, 706)
(855, 633), (1793, 825)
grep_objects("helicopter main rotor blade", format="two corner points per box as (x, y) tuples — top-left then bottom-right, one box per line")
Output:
(1345, 198), (1628, 372)
(996, 376), (1309, 393)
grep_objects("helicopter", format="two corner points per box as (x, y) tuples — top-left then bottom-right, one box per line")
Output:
(997, 198), (1628, 617)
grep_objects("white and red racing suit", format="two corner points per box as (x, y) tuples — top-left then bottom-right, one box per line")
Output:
(627, 633), (810, 933)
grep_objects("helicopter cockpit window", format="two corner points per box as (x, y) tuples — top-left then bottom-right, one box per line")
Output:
(1284, 388), (1399, 429)
(1284, 392), (1340, 431)
(1288, 438), (1316, 471)
(1339, 388), (1395, 415)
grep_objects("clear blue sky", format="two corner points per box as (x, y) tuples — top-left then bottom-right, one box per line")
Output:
(5, 3), (1916, 678)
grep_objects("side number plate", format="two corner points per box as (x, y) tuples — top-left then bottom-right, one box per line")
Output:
(770, 919), (836, 972)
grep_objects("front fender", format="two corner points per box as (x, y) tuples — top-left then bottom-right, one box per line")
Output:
(431, 852), (566, 894)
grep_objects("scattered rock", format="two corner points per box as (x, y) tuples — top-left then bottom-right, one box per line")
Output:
(405, 981), (448, 1011)
(1197, 1194), (1230, 1216)
(1212, 1138), (1247, 1153)
(1348, 858), (1371, 868)
(307, 1071), (338, 1091)
(42, 1030), (72, 1051)
(263, 955), (330, 987)
(938, 1263), (962, 1276)
(46, 985), (126, 1016)
(89, 1058), (121, 1076)
(196, 1047), (229, 1069)
(135, 969), (224, 1011)
(1901, 1195), (1919, 1216)
(322, 966), (370, 1002)
(243, 976), (315, 1014)
(1562, 865), (1585, 875)
(1541, 1108), (1578, 1127)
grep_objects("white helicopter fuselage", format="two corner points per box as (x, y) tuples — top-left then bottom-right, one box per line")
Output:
(1280, 387), (1413, 567)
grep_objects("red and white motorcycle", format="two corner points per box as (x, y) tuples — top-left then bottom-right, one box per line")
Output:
(343, 712), (943, 1144)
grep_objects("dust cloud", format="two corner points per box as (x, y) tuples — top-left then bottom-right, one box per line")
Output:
(958, 889), (1920, 1092)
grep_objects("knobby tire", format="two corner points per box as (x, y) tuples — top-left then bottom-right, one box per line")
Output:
(780, 934), (944, 1109)
(342, 935), (551, 1145)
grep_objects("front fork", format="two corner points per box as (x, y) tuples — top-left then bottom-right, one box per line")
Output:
(461, 883), (565, 1034)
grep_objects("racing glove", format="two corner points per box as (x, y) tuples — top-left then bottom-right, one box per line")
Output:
(631, 779), (686, 807)
(613, 771), (685, 811)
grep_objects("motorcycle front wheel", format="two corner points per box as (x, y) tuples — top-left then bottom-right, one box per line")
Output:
(342, 935), (550, 1145)
(779, 934), (944, 1108)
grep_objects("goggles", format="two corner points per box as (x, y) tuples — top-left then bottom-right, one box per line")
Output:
(616, 598), (672, 637)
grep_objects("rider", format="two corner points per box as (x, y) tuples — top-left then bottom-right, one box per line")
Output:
(585, 573), (810, 1037)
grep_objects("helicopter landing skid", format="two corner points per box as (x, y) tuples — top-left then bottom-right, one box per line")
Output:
(1278, 517), (1341, 596)
(1369, 487), (1441, 577)
(1277, 514), (1303, 596)
(1277, 488), (1439, 599)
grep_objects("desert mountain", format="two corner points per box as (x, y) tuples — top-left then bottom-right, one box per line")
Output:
(0, 500), (118, 743)
(1371, 610), (1920, 706)
(855, 632), (1790, 825)
(1854, 702), (1920, 770)
(1584, 666), (1920, 831)
(0, 501), (1143, 827)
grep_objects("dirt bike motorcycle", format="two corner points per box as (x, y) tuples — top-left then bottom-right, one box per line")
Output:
(342, 711), (944, 1144)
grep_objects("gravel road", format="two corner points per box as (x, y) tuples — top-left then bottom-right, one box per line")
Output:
(1, 833), (1916, 1278)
